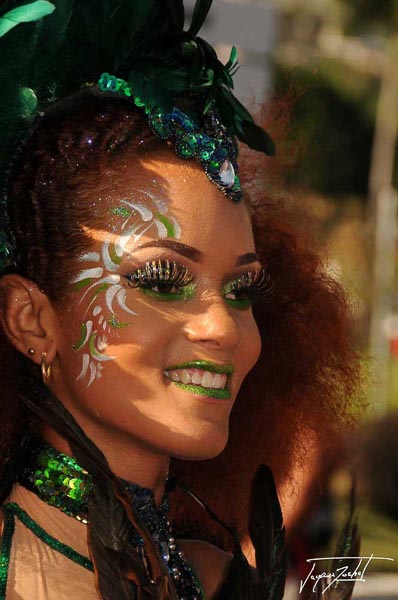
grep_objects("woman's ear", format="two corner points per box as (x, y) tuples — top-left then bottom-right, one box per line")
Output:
(0, 274), (58, 366)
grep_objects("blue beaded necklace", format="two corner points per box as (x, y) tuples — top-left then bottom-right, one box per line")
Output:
(13, 435), (204, 599)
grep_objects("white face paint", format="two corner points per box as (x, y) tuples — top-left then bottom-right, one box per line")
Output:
(71, 191), (181, 387)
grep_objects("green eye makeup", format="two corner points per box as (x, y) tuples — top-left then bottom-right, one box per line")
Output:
(122, 261), (274, 307)
(122, 260), (196, 301)
(223, 268), (274, 310)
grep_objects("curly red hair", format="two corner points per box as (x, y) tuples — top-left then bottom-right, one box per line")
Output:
(170, 96), (366, 546)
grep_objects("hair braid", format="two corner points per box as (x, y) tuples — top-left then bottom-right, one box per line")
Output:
(2, 88), (168, 598)
(7, 88), (156, 297)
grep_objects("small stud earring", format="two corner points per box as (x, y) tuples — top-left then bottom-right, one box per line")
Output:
(28, 348), (35, 356)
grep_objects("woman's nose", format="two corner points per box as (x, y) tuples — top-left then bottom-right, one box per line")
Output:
(184, 298), (241, 350)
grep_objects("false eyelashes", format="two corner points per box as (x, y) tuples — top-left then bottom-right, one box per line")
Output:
(122, 259), (194, 289)
(223, 268), (275, 306)
(227, 268), (275, 297)
(122, 260), (275, 305)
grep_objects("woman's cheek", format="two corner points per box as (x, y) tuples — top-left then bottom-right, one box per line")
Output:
(238, 311), (262, 374)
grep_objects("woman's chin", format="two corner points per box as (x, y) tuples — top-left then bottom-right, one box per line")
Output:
(170, 431), (229, 461)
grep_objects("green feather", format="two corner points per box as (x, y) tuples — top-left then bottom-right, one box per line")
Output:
(0, 0), (276, 216)
(39, 0), (74, 47)
(240, 120), (276, 156)
(18, 87), (38, 119)
(164, 0), (184, 34)
(106, 1), (155, 52)
(189, 0), (213, 36)
(189, 50), (205, 86)
(218, 86), (254, 125)
(225, 45), (238, 72)
(0, 0), (55, 38)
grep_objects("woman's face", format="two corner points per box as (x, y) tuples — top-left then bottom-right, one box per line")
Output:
(53, 151), (262, 460)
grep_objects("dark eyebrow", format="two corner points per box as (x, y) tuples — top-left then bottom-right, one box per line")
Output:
(133, 240), (202, 262)
(235, 252), (259, 266)
(133, 240), (259, 266)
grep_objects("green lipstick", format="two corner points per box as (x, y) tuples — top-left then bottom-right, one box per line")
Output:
(171, 381), (230, 400)
(164, 360), (233, 400)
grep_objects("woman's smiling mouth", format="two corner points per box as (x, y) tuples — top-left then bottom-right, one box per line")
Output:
(164, 360), (233, 400)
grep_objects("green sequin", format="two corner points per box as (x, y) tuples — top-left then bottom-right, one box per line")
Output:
(149, 111), (171, 139)
(110, 206), (131, 218)
(17, 440), (91, 521)
(13, 436), (205, 599)
(108, 314), (131, 329)
(0, 504), (15, 599)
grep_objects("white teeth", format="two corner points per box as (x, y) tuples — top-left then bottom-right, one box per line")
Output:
(192, 370), (202, 384)
(212, 373), (223, 388)
(164, 368), (229, 389)
(180, 369), (192, 384)
(201, 371), (214, 388)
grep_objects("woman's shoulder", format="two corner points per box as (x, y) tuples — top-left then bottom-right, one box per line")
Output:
(178, 538), (233, 599)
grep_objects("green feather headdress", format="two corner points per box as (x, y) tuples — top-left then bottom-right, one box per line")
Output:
(0, 0), (275, 269)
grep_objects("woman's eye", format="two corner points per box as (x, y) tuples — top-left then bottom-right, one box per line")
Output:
(122, 259), (196, 302)
(223, 268), (274, 310)
(147, 282), (178, 294)
(223, 285), (253, 309)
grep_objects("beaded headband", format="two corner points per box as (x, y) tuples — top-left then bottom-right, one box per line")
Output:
(0, 0), (276, 273)
(98, 73), (242, 201)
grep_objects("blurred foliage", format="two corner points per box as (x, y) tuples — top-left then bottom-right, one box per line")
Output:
(334, 498), (398, 572)
(339, 0), (398, 36)
(389, 358), (398, 410)
(358, 506), (398, 570)
(275, 62), (376, 198)
(275, 0), (398, 199)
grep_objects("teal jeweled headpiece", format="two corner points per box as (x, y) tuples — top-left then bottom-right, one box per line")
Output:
(0, 0), (276, 272)
(98, 73), (242, 201)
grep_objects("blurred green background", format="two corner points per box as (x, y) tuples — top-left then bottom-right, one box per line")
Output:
(272, 0), (398, 590)
(273, 0), (398, 408)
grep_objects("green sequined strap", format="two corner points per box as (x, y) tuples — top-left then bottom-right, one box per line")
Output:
(0, 505), (16, 600)
(2, 503), (93, 580)
(0, 501), (206, 599)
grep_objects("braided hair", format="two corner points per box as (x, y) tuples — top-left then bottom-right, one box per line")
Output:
(2, 87), (176, 598)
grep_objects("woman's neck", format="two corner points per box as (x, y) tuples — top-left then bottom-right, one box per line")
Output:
(38, 422), (170, 506)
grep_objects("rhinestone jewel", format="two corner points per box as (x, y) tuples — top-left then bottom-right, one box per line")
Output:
(219, 159), (235, 188)
(161, 540), (170, 562)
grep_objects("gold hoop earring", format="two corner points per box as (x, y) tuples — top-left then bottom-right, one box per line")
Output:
(41, 352), (52, 385)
